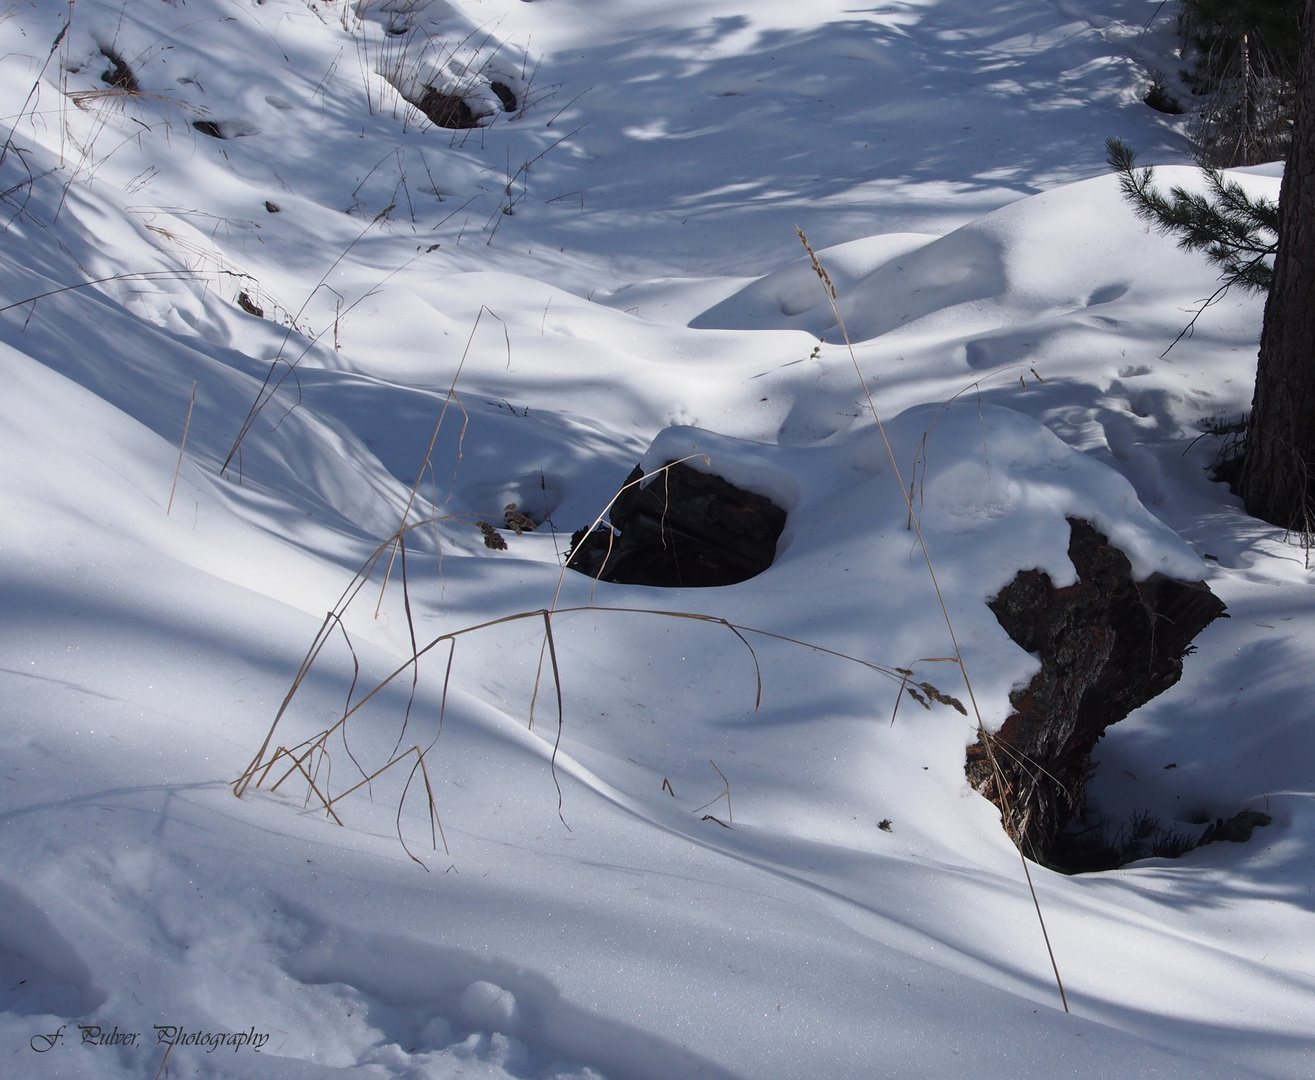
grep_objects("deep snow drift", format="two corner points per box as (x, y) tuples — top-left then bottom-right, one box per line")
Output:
(0, 2), (1312, 1078)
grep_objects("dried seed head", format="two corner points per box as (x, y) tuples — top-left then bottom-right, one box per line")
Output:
(478, 521), (507, 549)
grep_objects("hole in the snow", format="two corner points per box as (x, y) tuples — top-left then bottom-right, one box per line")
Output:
(566, 462), (787, 588)
(1144, 81), (1184, 115)
(490, 81), (518, 112)
(99, 46), (138, 92)
(415, 87), (479, 129)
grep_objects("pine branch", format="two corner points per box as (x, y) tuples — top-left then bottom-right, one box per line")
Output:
(1106, 137), (1278, 292)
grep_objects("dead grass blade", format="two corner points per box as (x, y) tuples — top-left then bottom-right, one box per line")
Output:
(0, 269), (212, 315)
(795, 224), (1069, 1014)
(375, 307), (501, 614)
(235, 596), (960, 855)
(0, 18), (68, 169)
(542, 611), (569, 830)
(166, 380), (197, 515)
(692, 760), (733, 823)
(221, 210), (441, 476)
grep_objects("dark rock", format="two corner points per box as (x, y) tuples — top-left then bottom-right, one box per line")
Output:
(966, 518), (1226, 865)
(1200, 809), (1272, 845)
(236, 291), (263, 318)
(566, 461), (787, 588)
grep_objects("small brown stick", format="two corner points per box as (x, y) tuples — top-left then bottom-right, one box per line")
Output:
(711, 759), (731, 822)
(387, 533), (423, 757)
(269, 742), (321, 796)
(891, 667), (913, 726)
(151, 1037), (174, 1080)
(256, 745), (292, 790)
(394, 748), (450, 867)
(416, 751), (449, 855)
(294, 755), (343, 825)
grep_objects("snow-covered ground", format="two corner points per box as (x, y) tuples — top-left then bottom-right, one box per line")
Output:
(1, 1), (1312, 1077)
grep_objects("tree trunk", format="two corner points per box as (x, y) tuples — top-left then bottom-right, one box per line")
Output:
(1241, 0), (1315, 528)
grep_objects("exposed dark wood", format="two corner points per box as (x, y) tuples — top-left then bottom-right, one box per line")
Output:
(966, 519), (1226, 867)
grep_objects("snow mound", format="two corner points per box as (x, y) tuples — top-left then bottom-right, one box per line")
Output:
(644, 402), (1201, 587)
(689, 233), (936, 335)
(694, 170), (1281, 348)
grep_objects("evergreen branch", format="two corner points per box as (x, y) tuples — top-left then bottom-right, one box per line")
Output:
(1106, 137), (1278, 293)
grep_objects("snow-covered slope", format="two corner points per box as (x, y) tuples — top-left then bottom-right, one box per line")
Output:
(1, 2), (1313, 1078)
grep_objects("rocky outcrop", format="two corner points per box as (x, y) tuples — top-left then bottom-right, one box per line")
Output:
(1200, 809), (1272, 845)
(566, 462), (787, 588)
(966, 518), (1227, 866)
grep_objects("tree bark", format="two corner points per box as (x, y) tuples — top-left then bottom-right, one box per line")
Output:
(1241, 0), (1315, 528)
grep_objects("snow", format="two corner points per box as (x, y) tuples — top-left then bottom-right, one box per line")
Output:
(1, 1), (1313, 1078)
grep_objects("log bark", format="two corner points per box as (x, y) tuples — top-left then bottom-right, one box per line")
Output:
(966, 519), (1226, 866)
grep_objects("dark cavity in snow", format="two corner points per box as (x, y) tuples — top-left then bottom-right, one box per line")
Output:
(1143, 80), (1185, 115)
(99, 47), (138, 93)
(415, 87), (478, 129)
(490, 81), (518, 112)
(566, 461), (787, 588)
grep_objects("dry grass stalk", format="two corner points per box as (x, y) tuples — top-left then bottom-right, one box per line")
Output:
(0, 270), (212, 317)
(235, 579), (963, 850)
(233, 310), (963, 865)
(374, 306), (508, 614)
(794, 225), (1070, 1013)
(166, 380), (197, 515)
(692, 759), (733, 823)
(0, 17), (68, 170)
(151, 1038), (174, 1080)
(221, 208), (448, 477)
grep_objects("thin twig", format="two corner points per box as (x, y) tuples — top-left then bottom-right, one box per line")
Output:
(542, 611), (570, 830)
(0, 270), (210, 315)
(794, 225), (1069, 1013)
(0, 19), (68, 169)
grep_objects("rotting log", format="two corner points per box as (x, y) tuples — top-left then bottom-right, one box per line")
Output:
(966, 518), (1227, 865)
